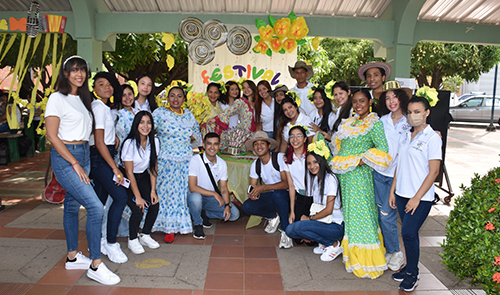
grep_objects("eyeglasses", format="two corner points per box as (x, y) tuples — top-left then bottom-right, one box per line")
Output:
(289, 134), (304, 139)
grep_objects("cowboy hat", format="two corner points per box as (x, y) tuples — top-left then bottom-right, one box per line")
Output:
(357, 61), (391, 82)
(245, 131), (278, 152)
(268, 85), (289, 98)
(381, 81), (413, 98)
(288, 61), (313, 80)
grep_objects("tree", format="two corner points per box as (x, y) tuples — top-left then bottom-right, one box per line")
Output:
(411, 42), (500, 89)
(103, 33), (188, 95)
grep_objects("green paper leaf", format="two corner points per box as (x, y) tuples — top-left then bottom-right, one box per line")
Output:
(253, 48), (259, 54)
(255, 18), (267, 29)
(297, 39), (307, 45)
(288, 11), (297, 21)
(254, 35), (260, 42)
(279, 49), (285, 54)
(266, 48), (272, 57)
(268, 15), (277, 27)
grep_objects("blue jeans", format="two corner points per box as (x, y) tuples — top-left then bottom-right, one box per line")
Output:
(396, 194), (432, 275)
(51, 143), (104, 260)
(286, 220), (344, 246)
(373, 171), (400, 253)
(187, 192), (240, 225)
(242, 189), (289, 230)
(90, 145), (127, 244)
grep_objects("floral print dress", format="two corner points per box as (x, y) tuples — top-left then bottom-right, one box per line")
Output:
(329, 112), (391, 279)
(152, 107), (202, 234)
(213, 97), (255, 151)
(114, 108), (136, 164)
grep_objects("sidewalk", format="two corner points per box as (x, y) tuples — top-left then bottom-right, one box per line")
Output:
(0, 150), (481, 295)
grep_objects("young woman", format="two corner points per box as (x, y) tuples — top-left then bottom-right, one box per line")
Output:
(135, 74), (158, 112)
(90, 72), (128, 264)
(45, 56), (119, 285)
(278, 95), (314, 152)
(269, 84), (289, 146)
(329, 88), (391, 279)
(373, 81), (412, 272)
(255, 80), (274, 138)
(200, 82), (223, 139)
(308, 88), (336, 141)
(115, 84), (137, 163)
(121, 111), (161, 254)
(242, 80), (257, 108)
(152, 83), (202, 242)
(219, 80), (240, 129)
(389, 96), (441, 292)
(285, 148), (344, 262)
(331, 81), (352, 134)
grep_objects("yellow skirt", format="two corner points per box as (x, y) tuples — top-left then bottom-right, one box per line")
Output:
(342, 230), (387, 279)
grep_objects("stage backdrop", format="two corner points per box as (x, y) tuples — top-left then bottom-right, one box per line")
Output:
(188, 37), (298, 93)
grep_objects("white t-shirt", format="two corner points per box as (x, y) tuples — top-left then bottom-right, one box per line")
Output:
(44, 92), (92, 142)
(378, 113), (411, 177)
(189, 153), (228, 192)
(284, 152), (307, 194)
(90, 99), (116, 146)
(291, 82), (315, 116)
(282, 112), (315, 143)
(395, 125), (442, 202)
(134, 99), (151, 112)
(221, 103), (239, 128)
(308, 108), (337, 133)
(260, 98), (275, 132)
(311, 173), (343, 225)
(121, 137), (160, 174)
(250, 152), (286, 185)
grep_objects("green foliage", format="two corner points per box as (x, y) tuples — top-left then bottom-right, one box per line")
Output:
(442, 75), (464, 94)
(441, 167), (500, 294)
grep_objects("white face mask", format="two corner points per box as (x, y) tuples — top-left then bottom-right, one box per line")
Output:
(407, 112), (426, 127)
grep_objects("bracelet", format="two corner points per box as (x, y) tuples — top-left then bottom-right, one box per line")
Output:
(309, 215), (314, 220)
(71, 161), (78, 167)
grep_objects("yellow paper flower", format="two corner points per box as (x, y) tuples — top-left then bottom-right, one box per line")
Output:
(161, 33), (175, 51)
(166, 54), (175, 71)
(259, 25), (274, 42)
(237, 77), (247, 90)
(217, 81), (227, 95)
(282, 39), (297, 53)
(307, 139), (331, 161)
(253, 41), (269, 55)
(324, 80), (336, 101)
(415, 86), (439, 107)
(274, 18), (291, 39)
(185, 92), (212, 123)
(287, 91), (301, 107)
(290, 123), (309, 133)
(312, 36), (320, 50)
(307, 84), (322, 102)
(270, 37), (283, 53)
(288, 17), (309, 40)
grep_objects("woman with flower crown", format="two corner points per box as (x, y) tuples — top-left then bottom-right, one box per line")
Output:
(277, 93), (315, 152)
(200, 82), (225, 139)
(308, 86), (336, 141)
(329, 88), (391, 279)
(152, 81), (202, 242)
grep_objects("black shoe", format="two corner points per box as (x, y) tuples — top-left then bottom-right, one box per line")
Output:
(201, 210), (212, 228)
(399, 272), (419, 292)
(193, 225), (205, 239)
(392, 267), (407, 282)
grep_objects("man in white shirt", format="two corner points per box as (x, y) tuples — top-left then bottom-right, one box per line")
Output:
(241, 131), (291, 248)
(289, 61), (315, 115)
(187, 133), (240, 239)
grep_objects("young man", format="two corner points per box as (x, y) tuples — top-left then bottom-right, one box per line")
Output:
(241, 131), (292, 248)
(356, 61), (391, 101)
(289, 61), (315, 116)
(187, 133), (240, 239)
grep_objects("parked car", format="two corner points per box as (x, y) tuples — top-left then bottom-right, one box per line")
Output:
(449, 95), (500, 124)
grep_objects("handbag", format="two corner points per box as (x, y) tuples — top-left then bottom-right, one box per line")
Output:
(309, 203), (332, 224)
(42, 150), (65, 204)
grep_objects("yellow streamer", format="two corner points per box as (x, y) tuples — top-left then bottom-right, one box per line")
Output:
(0, 33), (17, 63)
(6, 34), (26, 129)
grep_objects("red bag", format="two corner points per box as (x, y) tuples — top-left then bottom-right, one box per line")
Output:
(42, 151), (65, 204)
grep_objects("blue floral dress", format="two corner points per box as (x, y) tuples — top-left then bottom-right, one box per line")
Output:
(152, 107), (202, 234)
(115, 108), (136, 164)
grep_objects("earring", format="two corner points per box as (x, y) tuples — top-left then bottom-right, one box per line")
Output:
(369, 106), (372, 112)
(351, 108), (356, 116)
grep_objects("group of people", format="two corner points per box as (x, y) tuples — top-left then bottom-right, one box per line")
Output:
(46, 55), (442, 292)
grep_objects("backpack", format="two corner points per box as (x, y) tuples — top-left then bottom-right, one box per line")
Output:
(255, 152), (280, 184)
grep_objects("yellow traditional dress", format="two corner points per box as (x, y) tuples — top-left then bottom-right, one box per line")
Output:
(329, 112), (391, 279)
(200, 101), (223, 139)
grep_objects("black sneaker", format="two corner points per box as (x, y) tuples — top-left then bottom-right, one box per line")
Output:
(193, 225), (205, 239)
(392, 267), (407, 282)
(399, 272), (419, 292)
(201, 210), (212, 228)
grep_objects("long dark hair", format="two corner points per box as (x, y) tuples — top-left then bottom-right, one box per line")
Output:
(285, 125), (308, 164)
(122, 111), (158, 176)
(305, 152), (341, 206)
(136, 74), (158, 112)
(378, 89), (410, 117)
(92, 71), (122, 110)
(255, 80), (272, 123)
(206, 82), (222, 104)
(312, 88), (333, 133)
(56, 55), (94, 130)
(242, 80), (257, 103)
(277, 95), (299, 141)
(220, 81), (240, 105)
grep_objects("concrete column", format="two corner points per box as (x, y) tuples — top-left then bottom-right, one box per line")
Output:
(77, 38), (103, 72)
(386, 44), (412, 79)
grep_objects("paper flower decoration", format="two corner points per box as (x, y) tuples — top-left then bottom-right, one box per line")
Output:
(258, 25), (274, 42)
(270, 37), (283, 53)
(415, 86), (439, 107)
(312, 36), (320, 50)
(162, 33), (176, 70)
(185, 92), (212, 124)
(287, 91), (301, 107)
(288, 17), (309, 40)
(157, 80), (193, 108)
(290, 123), (308, 132)
(274, 18), (291, 39)
(307, 84), (322, 101)
(282, 39), (297, 53)
(237, 77), (247, 90)
(217, 80), (227, 95)
(324, 80), (336, 101)
(127, 80), (138, 97)
(253, 40), (269, 55)
(307, 134), (332, 162)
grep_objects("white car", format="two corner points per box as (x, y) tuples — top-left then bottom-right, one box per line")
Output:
(449, 95), (500, 124)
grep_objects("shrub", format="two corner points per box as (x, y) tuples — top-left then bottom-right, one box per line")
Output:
(442, 168), (500, 294)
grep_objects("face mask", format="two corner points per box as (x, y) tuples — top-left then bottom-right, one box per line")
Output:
(407, 113), (425, 127)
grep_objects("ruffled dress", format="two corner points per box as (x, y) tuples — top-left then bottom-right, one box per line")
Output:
(152, 107), (202, 234)
(200, 101), (223, 139)
(329, 112), (391, 279)
(213, 97), (255, 151)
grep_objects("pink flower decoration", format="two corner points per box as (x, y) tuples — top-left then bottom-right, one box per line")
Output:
(495, 179), (500, 184)
(489, 207), (496, 213)
(493, 272), (500, 284)
(495, 256), (500, 266)
(485, 222), (495, 231)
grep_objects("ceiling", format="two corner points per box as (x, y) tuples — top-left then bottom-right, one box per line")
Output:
(1, 0), (500, 26)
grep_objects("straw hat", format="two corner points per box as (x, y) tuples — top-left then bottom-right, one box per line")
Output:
(268, 85), (289, 98)
(288, 61), (313, 80)
(357, 62), (391, 82)
(244, 131), (278, 152)
(381, 81), (413, 98)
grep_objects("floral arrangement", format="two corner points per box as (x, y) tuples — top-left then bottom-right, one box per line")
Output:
(157, 80), (193, 108)
(307, 84), (322, 101)
(286, 90), (301, 107)
(442, 167), (500, 294)
(290, 123), (309, 133)
(307, 133), (332, 162)
(217, 81), (227, 95)
(253, 11), (309, 56)
(226, 125), (251, 152)
(324, 80), (336, 101)
(185, 92), (212, 124)
(415, 86), (439, 107)
(237, 77), (247, 90)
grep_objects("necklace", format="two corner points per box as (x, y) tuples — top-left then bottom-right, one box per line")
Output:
(350, 116), (364, 127)
(168, 107), (183, 115)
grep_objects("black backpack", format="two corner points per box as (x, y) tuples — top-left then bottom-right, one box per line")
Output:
(255, 152), (280, 184)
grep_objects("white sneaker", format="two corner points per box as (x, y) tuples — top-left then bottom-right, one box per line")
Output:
(278, 231), (293, 249)
(313, 244), (326, 254)
(102, 242), (128, 263)
(320, 242), (343, 262)
(100, 238), (106, 255)
(264, 215), (280, 234)
(385, 252), (394, 264)
(139, 233), (160, 249)
(87, 262), (120, 285)
(388, 251), (405, 271)
(128, 238), (145, 254)
(65, 252), (92, 270)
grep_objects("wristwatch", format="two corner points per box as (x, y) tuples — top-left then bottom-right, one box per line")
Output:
(224, 203), (232, 208)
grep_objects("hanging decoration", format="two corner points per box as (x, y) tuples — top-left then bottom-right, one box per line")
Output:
(26, 2), (41, 38)
(253, 11), (309, 57)
(161, 32), (176, 70)
(202, 19), (227, 48)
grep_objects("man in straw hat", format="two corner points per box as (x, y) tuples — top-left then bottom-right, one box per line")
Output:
(241, 131), (292, 248)
(289, 61), (315, 116)
(357, 61), (391, 101)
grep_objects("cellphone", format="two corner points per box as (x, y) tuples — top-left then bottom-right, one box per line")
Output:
(113, 175), (130, 188)
(247, 185), (254, 194)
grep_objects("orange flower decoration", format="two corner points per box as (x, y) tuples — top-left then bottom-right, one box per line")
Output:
(485, 222), (495, 231)
(270, 38), (283, 53)
(258, 25), (274, 42)
(253, 41), (269, 54)
(288, 17), (309, 40)
(494, 256), (500, 266)
(495, 178), (500, 184)
(489, 207), (496, 213)
(282, 39), (297, 53)
(493, 272), (500, 284)
(274, 18), (291, 39)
